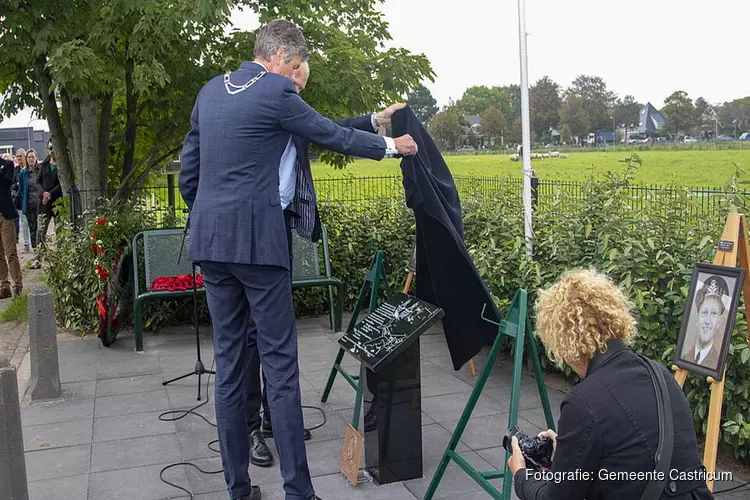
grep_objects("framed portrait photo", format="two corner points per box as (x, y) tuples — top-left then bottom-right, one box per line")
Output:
(674, 263), (746, 381)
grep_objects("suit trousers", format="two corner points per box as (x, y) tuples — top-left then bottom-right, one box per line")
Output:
(247, 210), (294, 432)
(0, 216), (22, 291)
(201, 257), (314, 500)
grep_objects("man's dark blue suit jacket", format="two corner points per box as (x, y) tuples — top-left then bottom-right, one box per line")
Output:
(291, 113), (377, 243)
(179, 61), (387, 269)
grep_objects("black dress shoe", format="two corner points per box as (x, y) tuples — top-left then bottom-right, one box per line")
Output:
(236, 485), (261, 500)
(249, 430), (274, 467)
(262, 419), (312, 441)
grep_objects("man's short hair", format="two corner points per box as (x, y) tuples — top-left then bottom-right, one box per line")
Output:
(253, 19), (310, 63)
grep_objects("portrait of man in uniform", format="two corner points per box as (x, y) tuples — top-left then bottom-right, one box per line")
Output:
(676, 264), (745, 380)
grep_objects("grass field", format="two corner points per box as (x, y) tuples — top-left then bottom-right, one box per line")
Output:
(310, 149), (750, 187)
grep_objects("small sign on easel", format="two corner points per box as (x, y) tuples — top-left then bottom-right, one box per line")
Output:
(340, 424), (364, 486)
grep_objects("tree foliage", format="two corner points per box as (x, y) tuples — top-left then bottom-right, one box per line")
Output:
(560, 95), (590, 142)
(407, 84), (439, 124)
(530, 76), (561, 141)
(565, 75), (613, 132)
(429, 108), (462, 150)
(662, 90), (696, 136)
(480, 106), (505, 146)
(1, 0), (435, 202)
(613, 95), (642, 138)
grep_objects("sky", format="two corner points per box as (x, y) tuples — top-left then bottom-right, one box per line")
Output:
(3, 0), (748, 131)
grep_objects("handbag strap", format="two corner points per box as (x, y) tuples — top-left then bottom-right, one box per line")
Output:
(639, 355), (674, 500)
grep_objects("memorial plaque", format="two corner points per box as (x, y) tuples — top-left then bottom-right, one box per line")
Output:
(340, 424), (365, 486)
(338, 292), (444, 373)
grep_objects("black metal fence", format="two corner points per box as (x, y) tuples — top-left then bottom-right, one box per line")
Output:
(70, 173), (746, 227)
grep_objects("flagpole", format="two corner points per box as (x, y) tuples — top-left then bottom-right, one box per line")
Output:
(518, 0), (533, 256)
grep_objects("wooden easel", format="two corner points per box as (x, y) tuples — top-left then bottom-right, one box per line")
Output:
(403, 267), (476, 377)
(671, 212), (750, 492)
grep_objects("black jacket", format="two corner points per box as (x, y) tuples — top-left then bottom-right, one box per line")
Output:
(0, 159), (19, 220)
(391, 106), (502, 370)
(514, 338), (714, 500)
(37, 157), (62, 203)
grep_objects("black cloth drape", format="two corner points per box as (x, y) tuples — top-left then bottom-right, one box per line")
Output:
(392, 105), (502, 371)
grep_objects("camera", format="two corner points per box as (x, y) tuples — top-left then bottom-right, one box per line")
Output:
(502, 426), (554, 471)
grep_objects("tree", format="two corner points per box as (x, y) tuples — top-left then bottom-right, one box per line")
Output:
(613, 95), (642, 140)
(1, 0), (435, 205)
(407, 84), (439, 124)
(480, 107), (505, 147)
(716, 97), (750, 137)
(661, 91), (695, 136)
(565, 75), (613, 132)
(693, 97), (715, 137)
(429, 108), (462, 150)
(530, 76), (561, 141)
(559, 95), (590, 143)
(1, 0), (234, 208)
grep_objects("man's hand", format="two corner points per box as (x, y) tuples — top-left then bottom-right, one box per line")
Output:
(42, 191), (51, 205)
(508, 436), (527, 477)
(538, 429), (557, 460)
(393, 134), (418, 156)
(375, 102), (406, 127)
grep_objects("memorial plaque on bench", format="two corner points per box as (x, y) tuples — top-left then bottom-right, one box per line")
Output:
(339, 292), (443, 485)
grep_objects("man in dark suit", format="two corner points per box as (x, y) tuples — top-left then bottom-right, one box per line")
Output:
(0, 155), (23, 298)
(178, 19), (417, 500)
(244, 61), (406, 467)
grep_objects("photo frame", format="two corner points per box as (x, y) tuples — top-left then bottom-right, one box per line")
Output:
(674, 263), (746, 381)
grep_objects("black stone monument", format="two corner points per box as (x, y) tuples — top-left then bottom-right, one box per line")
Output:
(338, 292), (444, 485)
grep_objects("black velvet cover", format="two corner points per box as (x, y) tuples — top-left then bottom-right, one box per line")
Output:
(391, 106), (502, 371)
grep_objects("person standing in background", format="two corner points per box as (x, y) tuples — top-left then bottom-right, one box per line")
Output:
(0, 154), (23, 298)
(18, 149), (41, 253)
(30, 153), (62, 270)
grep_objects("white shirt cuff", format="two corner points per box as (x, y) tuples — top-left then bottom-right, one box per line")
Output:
(383, 136), (398, 157)
(371, 114), (378, 131)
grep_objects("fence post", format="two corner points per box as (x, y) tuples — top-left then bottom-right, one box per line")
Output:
(0, 356), (29, 500)
(167, 174), (176, 211)
(530, 174), (539, 210)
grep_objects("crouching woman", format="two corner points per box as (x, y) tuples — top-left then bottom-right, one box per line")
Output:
(508, 269), (713, 500)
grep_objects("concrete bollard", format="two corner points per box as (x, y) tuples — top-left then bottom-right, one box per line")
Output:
(0, 356), (29, 500)
(28, 282), (61, 401)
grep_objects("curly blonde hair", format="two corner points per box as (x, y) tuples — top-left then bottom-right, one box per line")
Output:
(535, 268), (638, 368)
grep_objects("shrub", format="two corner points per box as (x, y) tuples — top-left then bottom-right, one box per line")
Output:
(43, 161), (750, 461)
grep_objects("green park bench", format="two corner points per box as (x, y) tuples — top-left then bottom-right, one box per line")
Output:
(131, 225), (344, 351)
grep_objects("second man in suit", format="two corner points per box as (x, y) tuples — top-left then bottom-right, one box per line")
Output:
(245, 60), (405, 467)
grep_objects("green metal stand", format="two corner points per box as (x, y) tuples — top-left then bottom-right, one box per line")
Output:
(423, 289), (556, 500)
(320, 251), (391, 430)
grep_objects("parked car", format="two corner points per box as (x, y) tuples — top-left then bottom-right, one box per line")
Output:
(684, 136), (699, 143)
(740, 132), (750, 141)
(716, 135), (734, 142)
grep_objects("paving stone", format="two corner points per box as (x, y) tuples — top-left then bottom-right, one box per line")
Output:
(24, 444), (91, 482)
(61, 381), (96, 400)
(88, 462), (190, 500)
(421, 391), (502, 424)
(90, 433), (183, 473)
(94, 387), (172, 418)
(21, 398), (94, 427)
(92, 412), (177, 442)
(96, 373), (170, 397)
(27, 473), (88, 500)
(420, 373), (474, 398)
(23, 419), (93, 450)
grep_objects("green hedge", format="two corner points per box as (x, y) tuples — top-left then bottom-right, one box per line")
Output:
(44, 162), (750, 462)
